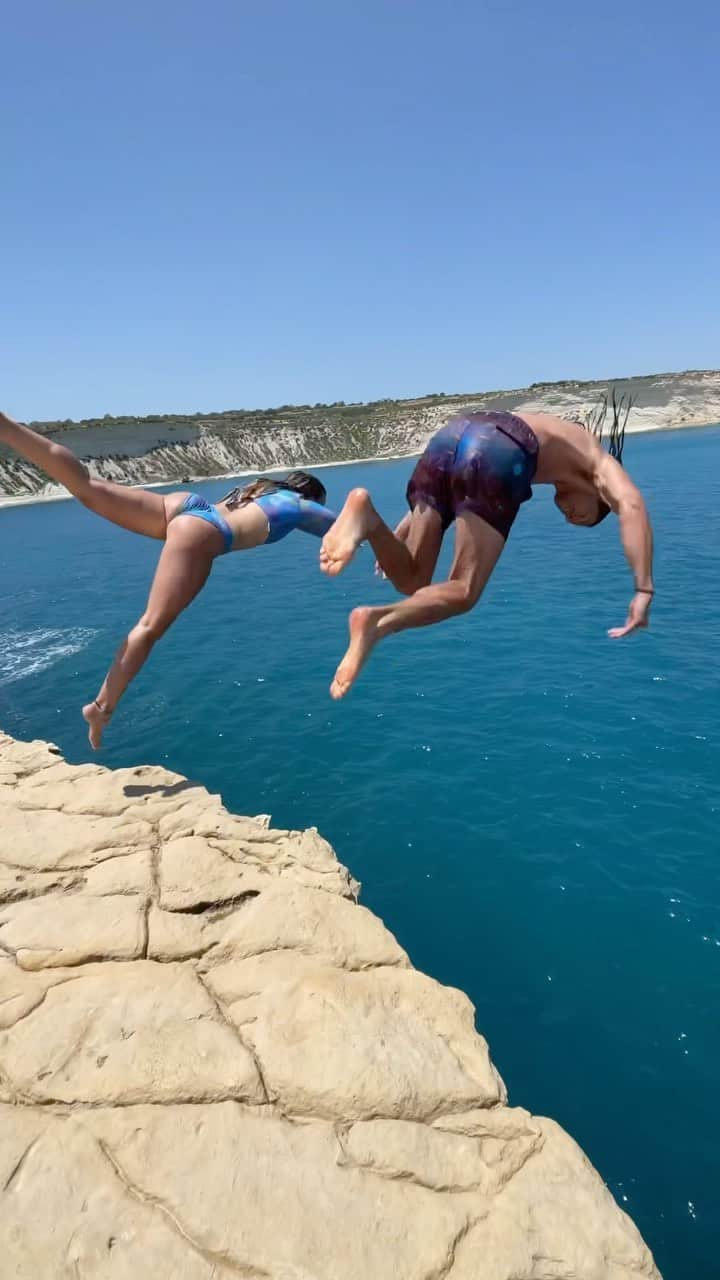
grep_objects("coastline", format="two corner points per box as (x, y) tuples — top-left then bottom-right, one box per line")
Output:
(1, 417), (718, 512)
(0, 448), (420, 510)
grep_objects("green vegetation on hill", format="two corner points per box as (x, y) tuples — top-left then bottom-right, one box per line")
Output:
(31, 393), (459, 435)
(30, 369), (715, 436)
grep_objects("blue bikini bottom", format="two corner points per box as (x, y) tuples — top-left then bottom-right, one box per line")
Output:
(171, 494), (234, 554)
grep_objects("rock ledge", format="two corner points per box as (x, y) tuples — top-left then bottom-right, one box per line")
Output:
(0, 732), (660, 1278)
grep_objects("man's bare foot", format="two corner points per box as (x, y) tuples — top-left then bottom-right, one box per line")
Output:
(82, 701), (110, 750)
(320, 488), (378, 576)
(330, 606), (382, 699)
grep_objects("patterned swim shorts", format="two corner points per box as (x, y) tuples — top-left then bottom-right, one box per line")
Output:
(406, 411), (539, 540)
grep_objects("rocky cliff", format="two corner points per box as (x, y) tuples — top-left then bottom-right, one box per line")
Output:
(0, 731), (660, 1278)
(1, 368), (718, 502)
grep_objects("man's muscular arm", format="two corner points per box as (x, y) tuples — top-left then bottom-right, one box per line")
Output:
(595, 453), (654, 638)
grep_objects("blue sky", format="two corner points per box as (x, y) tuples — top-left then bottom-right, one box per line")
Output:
(2, 0), (718, 420)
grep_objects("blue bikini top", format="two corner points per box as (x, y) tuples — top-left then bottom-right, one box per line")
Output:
(250, 489), (337, 543)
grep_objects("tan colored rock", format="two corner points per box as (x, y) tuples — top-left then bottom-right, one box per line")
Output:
(158, 834), (272, 910)
(433, 1104), (544, 1140)
(82, 849), (153, 896)
(0, 891), (146, 969)
(206, 955), (505, 1119)
(207, 880), (409, 969)
(1, 804), (153, 872)
(0, 732), (64, 782)
(16, 756), (208, 821)
(82, 1102), (471, 1280)
(338, 1112), (543, 1194)
(0, 860), (83, 904)
(0, 731), (661, 1278)
(147, 902), (212, 960)
(447, 1120), (660, 1279)
(0, 849), (151, 904)
(0, 960), (265, 1104)
(0, 957), (84, 1033)
(0, 1108), (239, 1280)
(156, 794), (269, 843)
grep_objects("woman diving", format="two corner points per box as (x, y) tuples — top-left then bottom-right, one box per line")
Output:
(0, 410), (336, 748)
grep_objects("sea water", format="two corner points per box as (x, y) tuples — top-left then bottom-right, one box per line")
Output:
(1, 426), (718, 1278)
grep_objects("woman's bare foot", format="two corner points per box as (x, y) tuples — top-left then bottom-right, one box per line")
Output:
(82, 700), (111, 750)
(320, 489), (378, 576)
(330, 606), (382, 699)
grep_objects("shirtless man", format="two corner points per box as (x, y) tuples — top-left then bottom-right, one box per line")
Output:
(319, 403), (654, 699)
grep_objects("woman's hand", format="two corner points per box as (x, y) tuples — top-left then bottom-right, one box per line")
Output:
(608, 591), (652, 639)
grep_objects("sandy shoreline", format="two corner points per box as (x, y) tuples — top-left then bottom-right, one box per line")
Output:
(0, 418), (718, 512)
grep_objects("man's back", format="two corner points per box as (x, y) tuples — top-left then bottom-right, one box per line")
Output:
(513, 411), (604, 486)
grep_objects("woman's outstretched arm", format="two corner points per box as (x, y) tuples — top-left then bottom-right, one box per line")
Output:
(295, 498), (338, 537)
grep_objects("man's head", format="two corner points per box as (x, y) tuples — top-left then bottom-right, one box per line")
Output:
(553, 488), (611, 526)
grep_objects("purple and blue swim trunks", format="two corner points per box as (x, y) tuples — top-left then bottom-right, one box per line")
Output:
(406, 411), (539, 540)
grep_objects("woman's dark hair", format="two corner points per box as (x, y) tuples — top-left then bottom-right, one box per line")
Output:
(222, 469), (327, 510)
(566, 388), (633, 525)
(283, 470), (327, 503)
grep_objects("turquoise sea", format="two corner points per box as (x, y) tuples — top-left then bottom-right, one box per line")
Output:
(1, 426), (719, 1278)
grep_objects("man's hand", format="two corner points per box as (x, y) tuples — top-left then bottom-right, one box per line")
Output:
(608, 591), (652, 639)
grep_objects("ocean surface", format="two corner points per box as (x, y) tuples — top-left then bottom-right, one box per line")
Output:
(2, 426), (719, 1278)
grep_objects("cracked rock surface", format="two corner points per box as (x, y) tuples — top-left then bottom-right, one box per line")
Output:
(0, 731), (660, 1278)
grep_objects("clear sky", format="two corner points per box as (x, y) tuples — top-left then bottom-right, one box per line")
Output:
(3, 0), (718, 421)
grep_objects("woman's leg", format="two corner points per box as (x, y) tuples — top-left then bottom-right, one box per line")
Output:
(82, 520), (220, 748)
(329, 512), (505, 699)
(320, 488), (443, 594)
(0, 411), (182, 537)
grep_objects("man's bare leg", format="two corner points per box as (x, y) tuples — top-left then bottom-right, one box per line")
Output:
(321, 488), (442, 594)
(330, 513), (505, 698)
